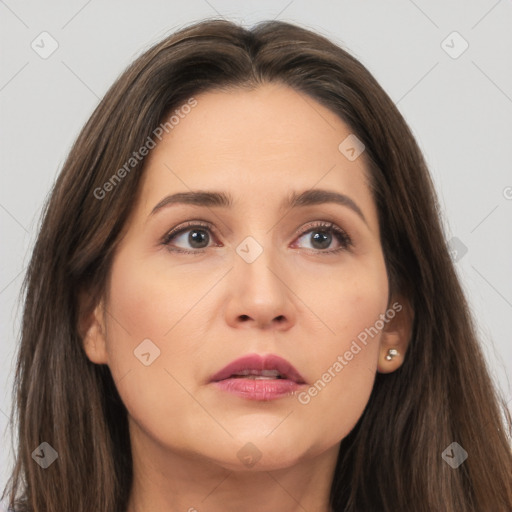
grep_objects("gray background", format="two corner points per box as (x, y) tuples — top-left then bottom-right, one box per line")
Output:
(1, 0), (511, 491)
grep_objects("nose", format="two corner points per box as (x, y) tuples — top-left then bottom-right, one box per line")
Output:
(224, 242), (296, 331)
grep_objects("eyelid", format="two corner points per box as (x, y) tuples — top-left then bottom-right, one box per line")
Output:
(161, 220), (217, 245)
(161, 219), (354, 254)
(292, 220), (353, 251)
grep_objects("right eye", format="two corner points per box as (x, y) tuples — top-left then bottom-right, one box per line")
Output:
(162, 221), (221, 254)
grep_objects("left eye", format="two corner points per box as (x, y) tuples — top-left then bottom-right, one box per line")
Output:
(293, 222), (353, 253)
(162, 221), (353, 254)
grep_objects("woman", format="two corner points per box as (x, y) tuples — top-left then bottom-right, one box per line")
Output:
(2, 18), (511, 512)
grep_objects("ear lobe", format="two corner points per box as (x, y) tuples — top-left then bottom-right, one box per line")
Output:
(79, 292), (109, 365)
(377, 297), (414, 374)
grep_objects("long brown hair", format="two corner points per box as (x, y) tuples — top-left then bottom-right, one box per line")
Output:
(2, 18), (511, 512)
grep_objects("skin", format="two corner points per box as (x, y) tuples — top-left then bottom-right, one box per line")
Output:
(82, 82), (413, 512)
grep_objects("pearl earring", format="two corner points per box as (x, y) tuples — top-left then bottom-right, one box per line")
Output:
(385, 348), (398, 361)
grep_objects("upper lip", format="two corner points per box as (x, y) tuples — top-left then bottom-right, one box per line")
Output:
(210, 354), (306, 384)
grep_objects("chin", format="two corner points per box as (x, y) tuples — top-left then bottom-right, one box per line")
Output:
(189, 433), (313, 473)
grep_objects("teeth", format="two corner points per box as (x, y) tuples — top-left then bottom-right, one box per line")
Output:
(231, 369), (284, 379)
(261, 369), (281, 378)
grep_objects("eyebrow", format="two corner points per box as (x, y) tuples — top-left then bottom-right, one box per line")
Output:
(150, 189), (368, 225)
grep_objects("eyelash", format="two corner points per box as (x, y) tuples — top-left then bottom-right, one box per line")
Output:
(161, 220), (353, 255)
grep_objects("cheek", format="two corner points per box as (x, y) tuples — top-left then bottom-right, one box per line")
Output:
(292, 255), (388, 440)
(298, 252), (388, 359)
(105, 246), (205, 351)
(100, 247), (222, 408)
(101, 249), (206, 444)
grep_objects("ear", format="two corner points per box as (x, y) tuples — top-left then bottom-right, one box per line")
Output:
(78, 290), (109, 365)
(377, 296), (414, 374)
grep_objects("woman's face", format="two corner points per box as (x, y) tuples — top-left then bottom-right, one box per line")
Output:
(84, 83), (407, 472)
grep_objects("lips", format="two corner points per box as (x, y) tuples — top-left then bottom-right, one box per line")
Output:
(210, 353), (306, 384)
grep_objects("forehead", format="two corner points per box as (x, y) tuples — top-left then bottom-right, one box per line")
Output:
(135, 83), (378, 230)
(147, 83), (363, 169)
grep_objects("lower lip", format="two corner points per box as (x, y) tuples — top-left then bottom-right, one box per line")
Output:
(212, 378), (305, 401)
